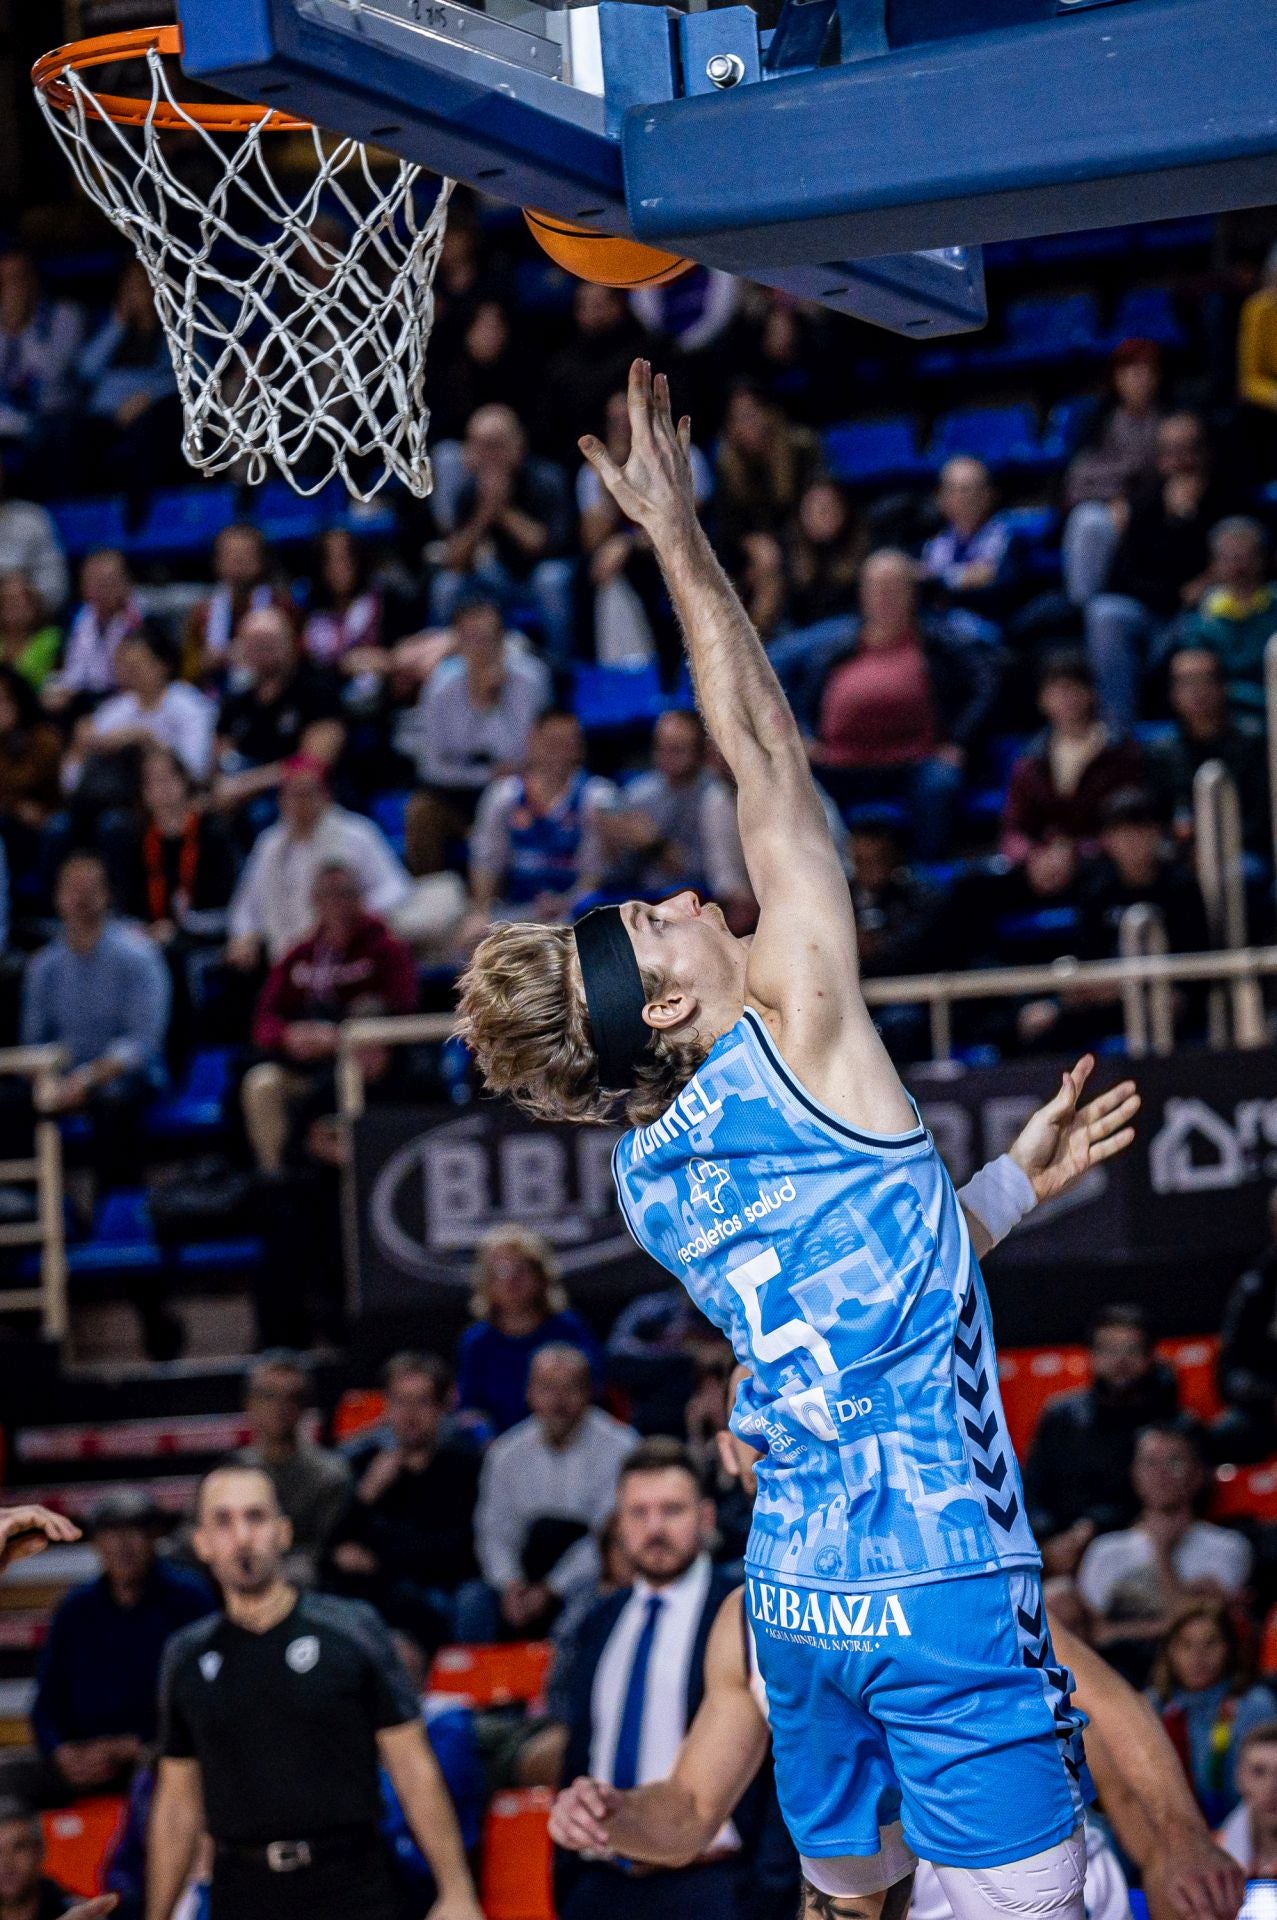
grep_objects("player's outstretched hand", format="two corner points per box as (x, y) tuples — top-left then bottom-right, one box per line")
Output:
(0, 1504), (81, 1575)
(1007, 1054), (1140, 1205)
(549, 1776), (622, 1854)
(579, 359), (696, 545)
(1144, 1828), (1245, 1920)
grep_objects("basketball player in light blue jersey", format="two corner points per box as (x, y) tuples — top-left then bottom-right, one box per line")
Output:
(457, 359), (1141, 1920)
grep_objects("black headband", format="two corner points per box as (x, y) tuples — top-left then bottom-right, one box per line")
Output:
(575, 905), (652, 1092)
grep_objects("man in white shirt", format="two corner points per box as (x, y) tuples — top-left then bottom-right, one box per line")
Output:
(46, 547), (140, 703)
(227, 755), (410, 966)
(476, 1344), (638, 1639)
(80, 627), (216, 782)
(0, 452), (68, 615)
(1077, 1425), (1252, 1652)
(1218, 1720), (1277, 1878)
(399, 595), (550, 876)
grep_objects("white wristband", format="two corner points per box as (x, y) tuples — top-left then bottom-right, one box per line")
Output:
(959, 1153), (1037, 1250)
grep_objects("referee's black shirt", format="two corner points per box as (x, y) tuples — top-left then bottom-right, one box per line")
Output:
(159, 1592), (419, 1842)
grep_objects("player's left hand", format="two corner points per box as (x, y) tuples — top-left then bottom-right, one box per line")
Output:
(1144, 1827), (1245, 1920)
(0, 1504), (81, 1574)
(1007, 1054), (1140, 1205)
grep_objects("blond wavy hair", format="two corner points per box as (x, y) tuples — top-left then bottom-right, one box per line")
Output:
(470, 1225), (567, 1320)
(456, 921), (709, 1128)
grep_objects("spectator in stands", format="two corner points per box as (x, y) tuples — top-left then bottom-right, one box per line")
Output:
(44, 548), (140, 708)
(1000, 650), (1146, 864)
(429, 404), (574, 659)
(0, 1801), (79, 1919)
(596, 709), (734, 902)
(921, 455), (1022, 617)
(727, 293), (836, 425)
(1237, 241), (1277, 484)
(74, 625), (216, 786)
(539, 284), (652, 465)
(231, 1350), (352, 1584)
(466, 710), (615, 932)
(301, 528), (382, 670)
(75, 260), (179, 501)
(1214, 1188), (1277, 1464)
(1083, 412), (1231, 732)
(1147, 644), (1271, 856)
(848, 807), (947, 980)
(0, 454), (66, 618)
(0, 667), (63, 880)
(182, 523), (293, 685)
(553, 1439), (772, 1920)
(226, 755), (420, 968)
(1018, 786), (1210, 1048)
(399, 594), (549, 876)
(1076, 1424), (1251, 1672)
(713, 383), (821, 571)
(1176, 516), (1277, 716)
(429, 299), (523, 446)
(112, 745), (237, 947)
(630, 268), (739, 358)
(0, 248), (83, 457)
(1023, 1302), (1180, 1565)
(20, 852), (170, 1175)
(1219, 1721), (1277, 1878)
(0, 575), (59, 691)
(328, 1352), (487, 1648)
(32, 1490), (211, 1799)
(804, 549), (1001, 860)
(783, 478), (866, 630)
(240, 858), (417, 1173)
(1147, 1601), (1277, 1825)
(457, 1227), (601, 1436)
(577, 388), (708, 679)
(213, 603), (344, 826)
(475, 1343), (636, 1636)
(1063, 338), (1165, 606)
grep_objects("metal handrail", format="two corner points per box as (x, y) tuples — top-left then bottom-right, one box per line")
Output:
(336, 942), (1277, 1105)
(1117, 904), (1172, 1057)
(0, 1045), (68, 1340)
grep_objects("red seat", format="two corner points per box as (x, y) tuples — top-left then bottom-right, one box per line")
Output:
(1212, 1457), (1277, 1524)
(481, 1787), (555, 1920)
(998, 1346), (1089, 1459)
(1158, 1335), (1222, 1423)
(332, 1389), (386, 1443)
(429, 1641), (553, 1710)
(41, 1795), (127, 1898)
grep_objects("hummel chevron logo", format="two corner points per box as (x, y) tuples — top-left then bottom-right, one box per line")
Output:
(1016, 1602), (1043, 1637)
(985, 1493), (1020, 1530)
(957, 1370), (989, 1407)
(954, 1330), (983, 1368)
(964, 1412), (998, 1450)
(975, 1457), (1009, 1492)
(959, 1289), (978, 1328)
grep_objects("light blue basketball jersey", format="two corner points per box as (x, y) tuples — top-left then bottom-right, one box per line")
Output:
(612, 1007), (1040, 1592)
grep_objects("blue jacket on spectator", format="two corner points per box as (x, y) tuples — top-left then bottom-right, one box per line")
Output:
(21, 919), (171, 1077)
(456, 1309), (602, 1435)
(33, 1559), (213, 1755)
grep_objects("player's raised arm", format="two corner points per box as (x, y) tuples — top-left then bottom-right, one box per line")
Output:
(582, 361), (915, 1132)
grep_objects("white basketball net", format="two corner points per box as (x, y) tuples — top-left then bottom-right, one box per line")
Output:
(36, 43), (451, 500)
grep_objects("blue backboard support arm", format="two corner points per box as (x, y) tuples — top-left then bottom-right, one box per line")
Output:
(623, 0), (1277, 269)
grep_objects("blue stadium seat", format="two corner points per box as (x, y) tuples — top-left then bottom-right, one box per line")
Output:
(248, 480), (335, 544)
(927, 404), (1041, 470)
(1000, 292), (1101, 362)
(129, 486), (238, 556)
(145, 1048), (234, 1140)
(1106, 286), (1186, 348)
(48, 497), (128, 556)
(1040, 396), (1096, 464)
(821, 417), (927, 484)
(1137, 216), (1215, 253)
(573, 662), (666, 731)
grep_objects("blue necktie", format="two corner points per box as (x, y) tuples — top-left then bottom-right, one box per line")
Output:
(611, 1593), (663, 1790)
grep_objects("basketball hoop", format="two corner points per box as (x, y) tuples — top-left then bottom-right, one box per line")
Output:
(33, 27), (452, 501)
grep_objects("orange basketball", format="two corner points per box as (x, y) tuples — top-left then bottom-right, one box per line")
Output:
(524, 209), (693, 289)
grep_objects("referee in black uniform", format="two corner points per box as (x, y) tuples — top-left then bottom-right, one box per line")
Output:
(146, 1465), (484, 1920)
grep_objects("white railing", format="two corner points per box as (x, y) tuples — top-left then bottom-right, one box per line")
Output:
(0, 1047), (68, 1341)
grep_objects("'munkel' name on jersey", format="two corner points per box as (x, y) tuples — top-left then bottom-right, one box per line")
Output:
(613, 1008), (1039, 1594)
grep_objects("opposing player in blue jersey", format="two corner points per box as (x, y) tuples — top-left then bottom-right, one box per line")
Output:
(457, 358), (1140, 1920)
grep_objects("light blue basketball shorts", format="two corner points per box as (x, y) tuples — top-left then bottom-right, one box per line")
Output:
(746, 1566), (1089, 1871)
